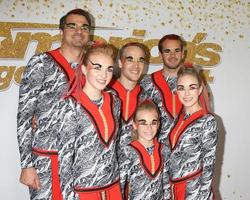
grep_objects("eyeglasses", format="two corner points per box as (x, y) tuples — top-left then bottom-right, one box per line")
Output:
(65, 23), (90, 31)
(123, 56), (145, 65)
(88, 60), (114, 73)
(136, 120), (159, 127)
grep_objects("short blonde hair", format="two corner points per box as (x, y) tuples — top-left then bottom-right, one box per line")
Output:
(132, 100), (160, 141)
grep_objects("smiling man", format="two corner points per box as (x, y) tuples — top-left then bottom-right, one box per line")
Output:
(140, 34), (186, 143)
(108, 42), (149, 148)
(17, 9), (92, 200)
(141, 34), (185, 120)
(140, 34), (210, 142)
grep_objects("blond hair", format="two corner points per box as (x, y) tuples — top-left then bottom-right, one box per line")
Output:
(132, 100), (160, 141)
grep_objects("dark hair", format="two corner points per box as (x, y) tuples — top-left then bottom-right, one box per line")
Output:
(158, 34), (184, 53)
(177, 66), (202, 87)
(59, 9), (91, 30)
(118, 42), (149, 61)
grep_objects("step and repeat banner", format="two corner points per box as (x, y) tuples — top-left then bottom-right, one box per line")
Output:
(0, 1), (249, 199)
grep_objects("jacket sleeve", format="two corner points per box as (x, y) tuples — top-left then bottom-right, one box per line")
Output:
(199, 115), (218, 199)
(140, 74), (156, 100)
(119, 146), (132, 198)
(17, 54), (45, 168)
(57, 99), (78, 200)
(157, 103), (174, 143)
(163, 144), (171, 200)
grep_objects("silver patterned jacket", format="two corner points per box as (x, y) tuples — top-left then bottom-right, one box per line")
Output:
(17, 48), (76, 199)
(168, 109), (218, 200)
(119, 140), (171, 200)
(56, 90), (121, 200)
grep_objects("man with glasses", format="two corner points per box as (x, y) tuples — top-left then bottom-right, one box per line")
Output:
(17, 9), (92, 200)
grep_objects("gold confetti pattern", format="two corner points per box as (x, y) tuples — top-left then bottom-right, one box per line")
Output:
(0, 0), (248, 42)
(0, 0), (249, 90)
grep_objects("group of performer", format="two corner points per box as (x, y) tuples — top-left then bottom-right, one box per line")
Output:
(17, 8), (218, 200)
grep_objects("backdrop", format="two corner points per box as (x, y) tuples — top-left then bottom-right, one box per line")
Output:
(0, 0), (249, 199)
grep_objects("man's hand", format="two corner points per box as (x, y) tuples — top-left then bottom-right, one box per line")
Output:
(19, 167), (41, 190)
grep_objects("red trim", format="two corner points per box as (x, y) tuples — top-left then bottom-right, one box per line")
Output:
(169, 109), (207, 150)
(74, 179), (120, 192)
(130, 140), (163, 179)
(76, 182), (122, 200)
(46, 48), (76, 89)
(171, 167), (203, 183)
(76, 180), (122, 200)
(151, 70), (182, 118)
(32, 147), (58, 156)
(51, 154), (63, 200)
(170, 168), (203, 200)
(72, 90), (117, 147)
(32, 148), (62, 200)
(109, 79), (142, 122)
